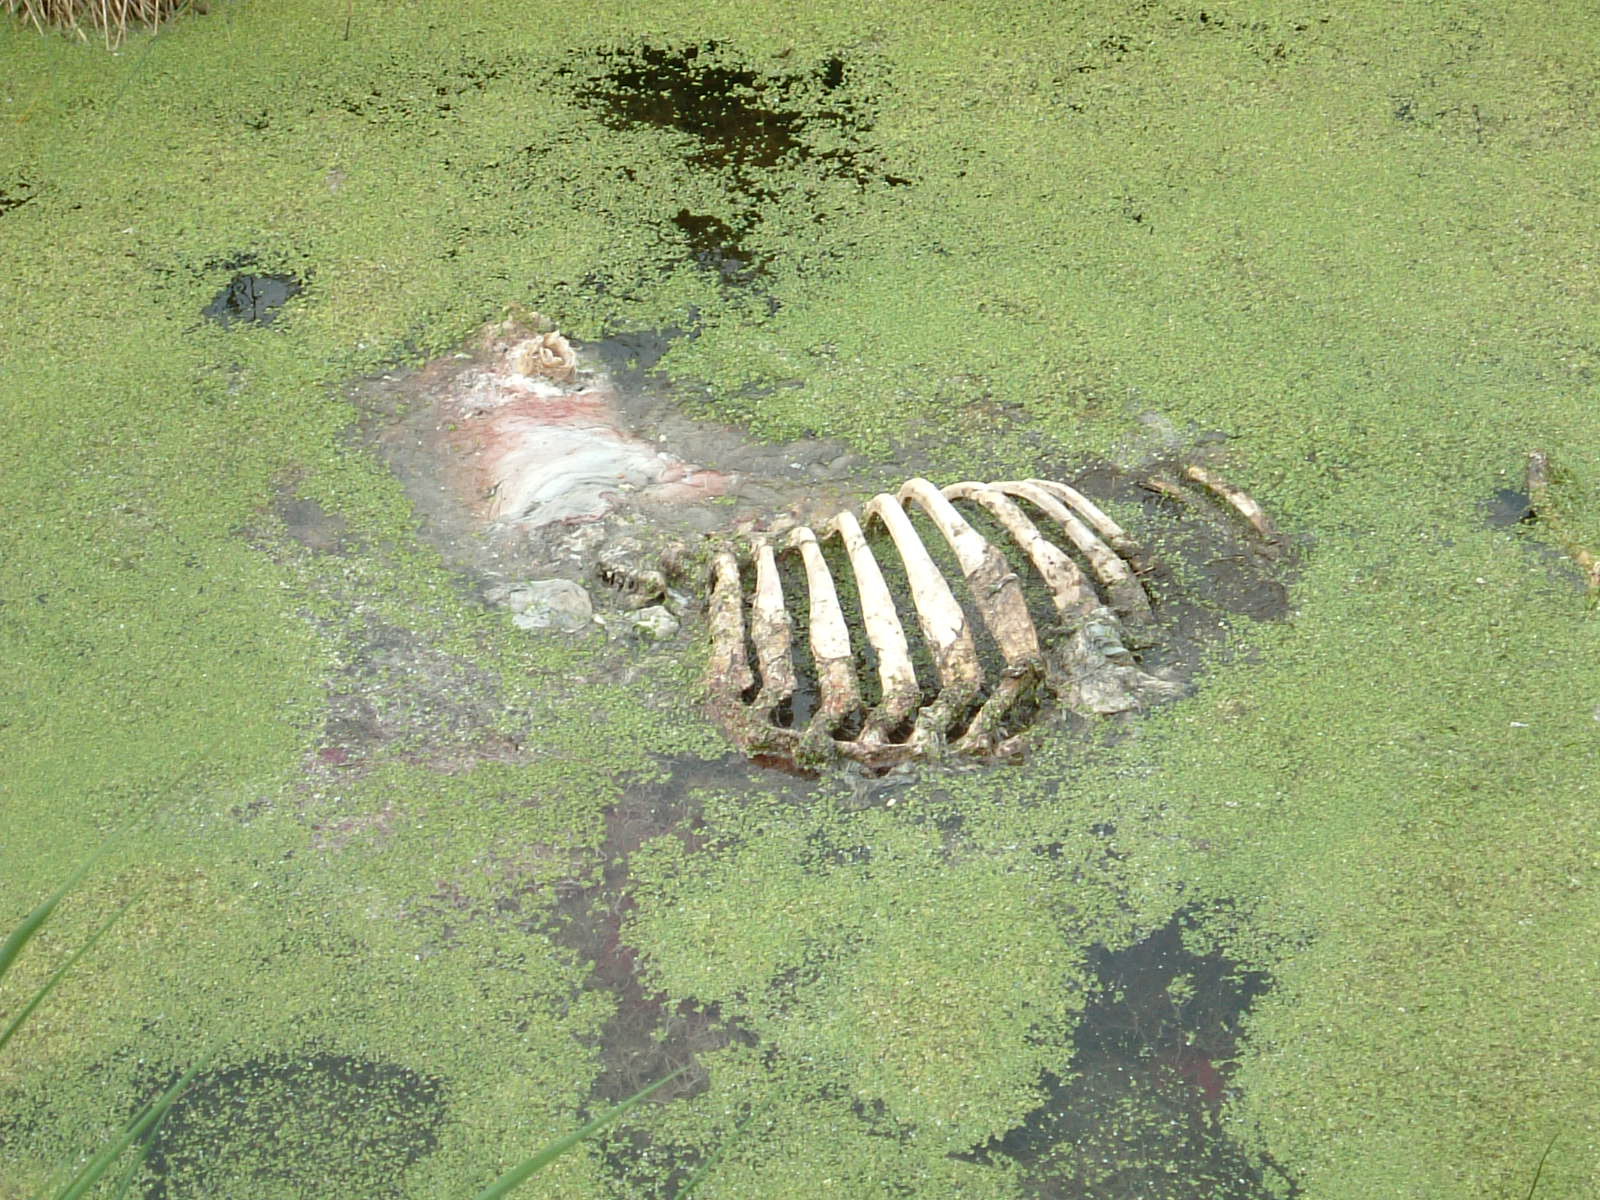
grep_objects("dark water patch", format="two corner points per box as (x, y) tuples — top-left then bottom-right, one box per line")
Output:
(1482, 487), (1535, 528)
(554, 40), (905, 295)
(135, 1052), (446, 1199)
(968, 908), (1296, 1198)
(270, 485), (351, 555)
(203, 272), (303, 326)
(672, 209), (761, 283)
(567, 42), (866, 179)
(547, 756), (780, 1099)
(539, 755), (807, 1193)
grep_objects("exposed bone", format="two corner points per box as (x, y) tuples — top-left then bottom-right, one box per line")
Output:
(704, 471), (1278, 771)
(748, 539), (797, 716)
(821, 510), (921, 745)
(707, 550), (752, 695)
(1140, 476), (1189, 503)
(942, 482), (1099, 621)
(1182, 465), (1283, 549)
(1026, 478), (1148, 568)
(897, 479), (1044, 753)
(506, 331), (577, 382)
(706, 548), (776, 756)
(992, 480), (1153, 620)
(862, 491), (983, 749)
(786, 527), (862, 745)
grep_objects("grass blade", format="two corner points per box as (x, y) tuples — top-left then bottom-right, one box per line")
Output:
(1523, 1133), (1559, 1200)
(0, 898), (136, 1057)
(473, 1068), (686, 1200)
(53, 1051), (212, 1200)
(1, 807), (153, 990)
(0, 852), (107, 988)
(105, 1100), (175, 1200)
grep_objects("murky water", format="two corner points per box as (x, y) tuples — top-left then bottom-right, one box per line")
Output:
(221, 37), (1307, 1195)
(973, 911), (1296, 1198)
(314, 310), (1304, 1184)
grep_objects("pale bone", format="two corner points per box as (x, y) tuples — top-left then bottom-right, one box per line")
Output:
(820, 509), (921, 744)
(1026, 479), (1146, 566)
(860, 491), (984, 747)
(942, 482), (1098, 621)
(1183, 465), (1282, 546)
(992, 479), (1152, 619)
(748, 539), (796, 714)
(896, 479), (1045, 752)
(785, 526), (861, 743)
(707, 549), (752, 697)
(705, 471), (1277, 770)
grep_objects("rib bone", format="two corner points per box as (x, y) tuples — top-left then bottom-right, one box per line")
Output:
(1183, 465), (1283, 549)
(897, 479), (1044, 753)
(786, 526), (861, 746)
(942, 482), (1099, 622)
(704, 470), (1279, 771)
(821, 510), (921, 746)
(992, 479), (1152, 619)
(862, 491), (983, 751)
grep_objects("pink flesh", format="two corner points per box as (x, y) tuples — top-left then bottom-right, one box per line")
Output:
(436, 368), (728, 529)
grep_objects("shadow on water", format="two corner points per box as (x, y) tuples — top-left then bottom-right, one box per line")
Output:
(967, 908), (1297, 1199)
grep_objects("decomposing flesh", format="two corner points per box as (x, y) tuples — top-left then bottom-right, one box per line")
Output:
(706, 472), (1282, 770)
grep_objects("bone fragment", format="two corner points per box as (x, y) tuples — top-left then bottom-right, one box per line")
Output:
(993, 480), (1152, 620)
(1528, 450), (1600, 594)
(1182, 465), (1283, 549)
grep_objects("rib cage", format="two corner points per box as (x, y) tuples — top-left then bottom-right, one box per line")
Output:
(706, 472), (1279, 770)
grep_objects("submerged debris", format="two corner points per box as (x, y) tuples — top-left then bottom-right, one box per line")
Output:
(1526, 450), (1600, 597)
(490, 578), (594, 632)
(707, 472), (1282, 770)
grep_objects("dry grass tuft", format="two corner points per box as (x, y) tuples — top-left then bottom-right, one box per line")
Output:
(4, 0), (201, 49)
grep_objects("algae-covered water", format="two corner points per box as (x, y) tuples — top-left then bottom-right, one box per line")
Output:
(2, 2), (1598, 1196)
